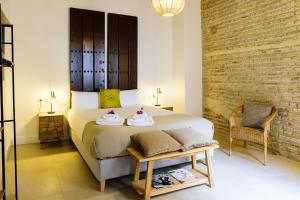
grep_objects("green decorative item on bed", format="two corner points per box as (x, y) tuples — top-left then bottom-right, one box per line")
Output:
(100, 89), (122, 109)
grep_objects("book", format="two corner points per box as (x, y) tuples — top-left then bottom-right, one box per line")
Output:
(169, 169), (198, 183)
(152, 173), (174, 188)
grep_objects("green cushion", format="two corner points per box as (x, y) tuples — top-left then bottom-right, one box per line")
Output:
(100, 89), (121, 109)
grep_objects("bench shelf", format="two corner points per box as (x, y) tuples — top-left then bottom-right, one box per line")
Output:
(127, 144), (219, 200)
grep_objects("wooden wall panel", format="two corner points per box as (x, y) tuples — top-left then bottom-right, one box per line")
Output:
(107, 14), (119, 89)
(108, 14), (138, 90)
(119, 16), (129, 90)
(82, 11), (94, 91)
(70, 8), (105, 91)
(93, 11), (105, 89)
(70, 9), (83, 91)
(128, 17), (138, 89)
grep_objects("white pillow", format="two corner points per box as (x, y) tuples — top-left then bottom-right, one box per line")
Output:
(120, 90), (138, 106)
(71, 91), (99, 109)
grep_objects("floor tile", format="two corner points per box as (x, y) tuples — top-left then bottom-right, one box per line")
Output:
(4, 141), (300, 200)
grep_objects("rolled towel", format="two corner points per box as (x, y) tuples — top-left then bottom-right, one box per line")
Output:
(96, 118), (125, 126)
(102, 113), (120, 120)
(127, 116), (154, 126)
(133, 113), (148, 120)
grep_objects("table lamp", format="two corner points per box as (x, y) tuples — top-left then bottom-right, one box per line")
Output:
(155, 88), (162, 107)
(48, 91), (57, 114)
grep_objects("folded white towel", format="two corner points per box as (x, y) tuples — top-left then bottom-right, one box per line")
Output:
(102, 113), (120, 119)
(127, 116), (154, 126)
(133, 113), (148, 120)
(96, 118), (125, 126)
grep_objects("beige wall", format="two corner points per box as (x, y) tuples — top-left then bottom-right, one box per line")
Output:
(2, 0), (174, 144)
(184, 0), (202, 115)
(172, 0), (202, 115)
(0, 0), (203, 144)
(202, 0), (300, 161)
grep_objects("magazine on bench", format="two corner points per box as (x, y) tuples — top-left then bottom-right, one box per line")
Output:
(152, 173), (174, 188)
(169, 169), (199, 183)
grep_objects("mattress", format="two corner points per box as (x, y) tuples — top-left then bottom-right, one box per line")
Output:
(68, 105), (214, 159)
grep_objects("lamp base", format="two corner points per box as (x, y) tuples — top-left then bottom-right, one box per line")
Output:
(47, 111), (55, 114)
(154, 104), (161, 107)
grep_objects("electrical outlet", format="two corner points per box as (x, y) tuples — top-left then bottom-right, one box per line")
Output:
(38, 98), (47, 102)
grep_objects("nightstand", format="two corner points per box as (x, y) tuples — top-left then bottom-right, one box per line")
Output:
(155, 105), (174, 111)
(39, 112), (64, 149)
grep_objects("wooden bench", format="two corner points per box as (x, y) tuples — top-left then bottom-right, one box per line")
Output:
(127, 144), (219, 200)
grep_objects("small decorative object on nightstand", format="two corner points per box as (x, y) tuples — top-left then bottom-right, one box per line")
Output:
(39, 112), (64, 149)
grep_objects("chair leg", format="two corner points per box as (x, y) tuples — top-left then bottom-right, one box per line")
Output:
(264, 143), (267, 166)
(243, 141), (247, 148)
(229, 137), (233, 156)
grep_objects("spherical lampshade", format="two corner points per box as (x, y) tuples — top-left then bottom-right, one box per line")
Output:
(152, 0), (186, 17)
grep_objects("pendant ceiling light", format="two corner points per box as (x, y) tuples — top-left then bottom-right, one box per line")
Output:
(152, 0), (186, 17)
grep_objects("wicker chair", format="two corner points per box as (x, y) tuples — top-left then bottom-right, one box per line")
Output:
(229, 105), (277, 165)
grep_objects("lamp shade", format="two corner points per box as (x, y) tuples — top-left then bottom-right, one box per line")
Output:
(50, 91), (57, 103)
(152, 0), (186, 17)
(157, 88), (162, 95)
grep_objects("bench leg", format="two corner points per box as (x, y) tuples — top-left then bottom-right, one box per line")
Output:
(191, 155), (197, 169)
(191, 154), (209, 176)
(134, 159), (141, 181)
(99, 180), (106, 192)
(205, 150), (214, 188)
(145, 161), (154, 200)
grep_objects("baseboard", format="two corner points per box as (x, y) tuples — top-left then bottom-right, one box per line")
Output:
(16, 135), (39, 145)
(17, 135), (70, 145)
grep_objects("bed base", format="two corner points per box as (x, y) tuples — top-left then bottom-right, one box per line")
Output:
(70, 129), (210, 192)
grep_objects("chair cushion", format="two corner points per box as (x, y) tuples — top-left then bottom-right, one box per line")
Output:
(242, 105), (272, 128)
(131, 131), (182, 157)
(231, 127), (264, 144)
(164, 127), (218, 151)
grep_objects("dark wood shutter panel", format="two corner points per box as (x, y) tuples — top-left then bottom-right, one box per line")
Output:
(70, 8), (105, 92)
(118, 16), (129, 90)
(70, 9), (83, 91)
(93, 11), (105, 90)
(108, 14), (119, 89)
(128, 17), (138, 89)
(108, 14), (138, 90)
(82, 11), (94, 91)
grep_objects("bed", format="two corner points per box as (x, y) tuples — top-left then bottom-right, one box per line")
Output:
(68, 90), (214, 191)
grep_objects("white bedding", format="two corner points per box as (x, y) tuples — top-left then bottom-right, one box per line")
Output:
(68, 105), (214, 141)
(68, 105), (175, 140)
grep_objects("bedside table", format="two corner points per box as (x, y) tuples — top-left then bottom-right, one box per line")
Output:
(155, 105), (174, 111)
(39, 112), (64, 149)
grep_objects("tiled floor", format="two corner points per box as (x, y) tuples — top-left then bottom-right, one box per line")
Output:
(5, 141), (300, 200)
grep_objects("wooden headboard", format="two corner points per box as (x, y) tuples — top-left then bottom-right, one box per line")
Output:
(70, 8), (138, 92)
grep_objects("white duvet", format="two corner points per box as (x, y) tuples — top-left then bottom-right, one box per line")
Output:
(68, 105), (214, 141)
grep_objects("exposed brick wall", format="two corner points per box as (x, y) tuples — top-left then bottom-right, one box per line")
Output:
(202, 0), (300, 161)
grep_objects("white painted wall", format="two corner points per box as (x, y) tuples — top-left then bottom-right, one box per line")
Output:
(184, 0), (202, 115)
(0, 0), (202, 144)
(172, 0), (202, 116)
(172, 12), (185, 112)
